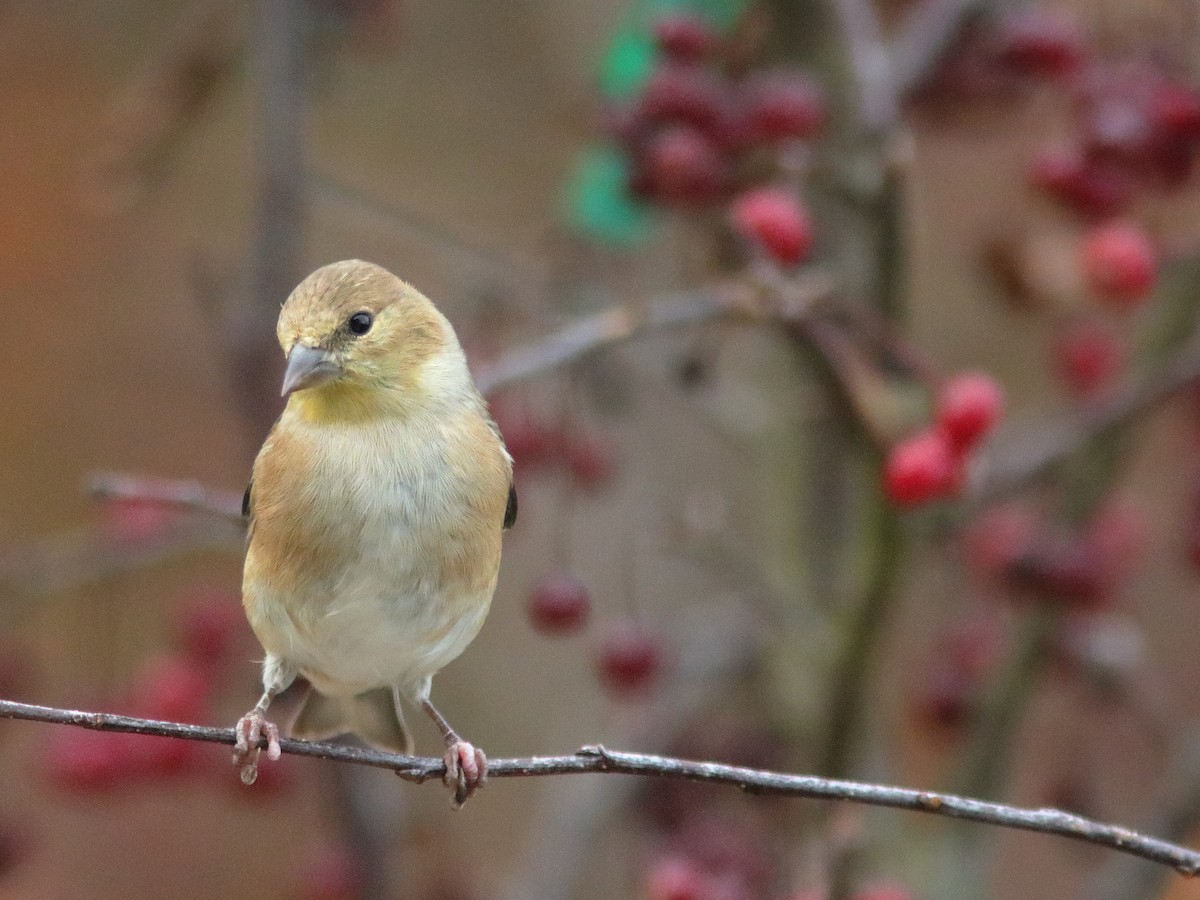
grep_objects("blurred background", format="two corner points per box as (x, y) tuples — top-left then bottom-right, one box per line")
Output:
(3, 0), (1200, 897)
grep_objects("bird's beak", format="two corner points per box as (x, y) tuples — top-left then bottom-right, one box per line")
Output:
(281, 345), (341, 397)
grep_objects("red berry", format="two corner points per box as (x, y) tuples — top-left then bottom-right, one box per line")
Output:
(493, 404), (563, 470)
(739, 70), (826, 143)
(729, 188), (814, 266)
(597, 622), (664, 697)
(1053, 321), (1124, 396)
(994, 10), (1086, 79)
(652, 14), (717, 62)
(43, 730), (134, 793)
(1152, 82), (1200, 143)
(1085, 500), (1146, 583)
(936, 372), (1004, 450)
(641, 126), (727, 204)
(1007, 542), (1110, 609)
(1028, 147), (1134, 219)
(132, 656), (210, 722)
(963, 503), (1037, 578)
(916, 660), (976, 731)
(528, 573), (591, 635)
(565, 433), (618, 488)
(1081, 221), (1157, 308)
(883, 429), (955, 507)
(100, 497), (175, 542)
(175, 589), (244, 665)
(296, 841), (364, 900)
(640, 62), (728, 133)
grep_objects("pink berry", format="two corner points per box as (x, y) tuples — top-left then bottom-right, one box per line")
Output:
(100, 497), (175, 542)
(883, 429), (955, 507)
(1082, 221), (1157, 308)
(652, 14), (717, 62)
(642, 125), (727, 204)
(645, 856), (708, 900)
(597, 622), (664, 697)
(739, 69), (826, 142)
(528, 574), (591, 635)
(729, 188), (814, 266)
(936, 372), (1004, 450)
(1053, 321), (1124, 396)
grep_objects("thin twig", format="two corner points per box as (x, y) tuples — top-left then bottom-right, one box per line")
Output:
(1, 698), (1196, 875)
(972, 340), (1200, 505)
(474, 272), (837, 396)
(87, 472), (244, 521)
(829, 0), (899, 134)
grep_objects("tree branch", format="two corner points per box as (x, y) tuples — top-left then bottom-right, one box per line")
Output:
(87, 472), (244, 521)
(972, 338), (1200, 504)
(473, 271), (837, 396)
(2, 698), (1197, 876)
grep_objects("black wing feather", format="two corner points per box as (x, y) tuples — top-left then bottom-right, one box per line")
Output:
(503, 482), (518, 529)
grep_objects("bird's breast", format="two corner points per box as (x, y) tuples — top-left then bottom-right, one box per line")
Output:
(243, 407), (509, 688)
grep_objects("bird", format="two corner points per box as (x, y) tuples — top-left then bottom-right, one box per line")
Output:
(232, 259), (516, 806)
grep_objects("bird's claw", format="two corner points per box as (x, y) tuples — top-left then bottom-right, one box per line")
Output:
(233, 709), (280, 785)
(443, 740), (487, 808)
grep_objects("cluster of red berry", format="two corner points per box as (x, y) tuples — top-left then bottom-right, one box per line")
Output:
(492, 401), (619, 491)
(36, 589), (289, 796)
(883, 371), (1005, 506)
(1026, 48), (1198, 395)
(527, 571), (665, 698)
(605, 14), (820, 267)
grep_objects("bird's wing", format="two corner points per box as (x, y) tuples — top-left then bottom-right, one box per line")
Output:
(503, 481), (518, 529)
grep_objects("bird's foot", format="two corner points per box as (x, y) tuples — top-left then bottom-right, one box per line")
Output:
(233, 709), (280, 786)
(443, 739), (487, 808)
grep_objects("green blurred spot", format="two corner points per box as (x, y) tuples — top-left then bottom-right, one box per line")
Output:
(568, 0), (746, 245)
(566, 146), (655, 246)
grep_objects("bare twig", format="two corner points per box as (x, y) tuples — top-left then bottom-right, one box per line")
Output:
(87, 472), (244, 522)
(474, 271), (837, 396)
(829, 0), (899, 133)
(972, 340), (1200, 504)
(1, 698), (1197, 875)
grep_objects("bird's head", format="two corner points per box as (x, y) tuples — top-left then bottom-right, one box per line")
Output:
(275, 260), (460, 419)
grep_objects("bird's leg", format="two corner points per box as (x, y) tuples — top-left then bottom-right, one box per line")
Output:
(234, 655), (294, 785)
(420, 698), (487, 808)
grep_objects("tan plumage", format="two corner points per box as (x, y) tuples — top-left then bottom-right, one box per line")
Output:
(233, 260), (514, 805)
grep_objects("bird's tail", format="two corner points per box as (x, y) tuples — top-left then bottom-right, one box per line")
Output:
(290, 686), (414, 755)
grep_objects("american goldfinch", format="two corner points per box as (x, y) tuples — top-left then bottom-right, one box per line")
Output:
(233, 259), (516, 806)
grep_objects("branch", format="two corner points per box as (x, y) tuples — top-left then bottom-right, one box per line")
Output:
(87, 472), (244, 522)
(972, 339), (1200, 504)
(474, 271), (838, 395)
(3, 698), (1198, 876)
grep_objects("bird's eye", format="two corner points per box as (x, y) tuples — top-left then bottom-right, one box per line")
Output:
(347, 311), (373, 336)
